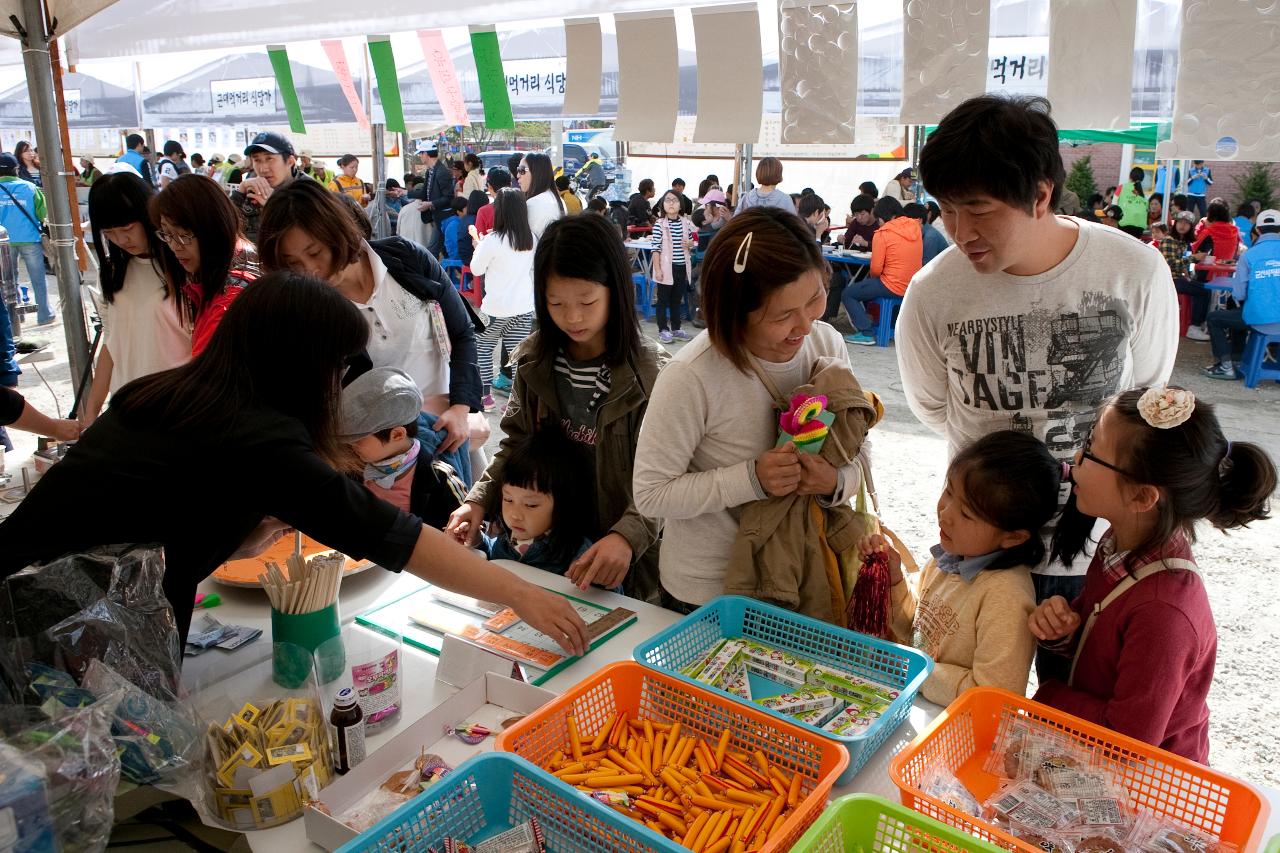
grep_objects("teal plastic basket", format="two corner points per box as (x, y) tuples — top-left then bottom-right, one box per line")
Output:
(633, 595), (933, 786)
(336, 752), (670, 853)
(793, 794), (1004, 852)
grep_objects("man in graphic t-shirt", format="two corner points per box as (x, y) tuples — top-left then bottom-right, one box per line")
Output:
(895, 95), (1178, 682)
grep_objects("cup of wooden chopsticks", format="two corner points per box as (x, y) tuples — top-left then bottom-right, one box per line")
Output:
(262, 535), (348, 687)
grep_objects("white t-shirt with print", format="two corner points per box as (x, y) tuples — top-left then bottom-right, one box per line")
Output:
(896, 218), (1179, 575)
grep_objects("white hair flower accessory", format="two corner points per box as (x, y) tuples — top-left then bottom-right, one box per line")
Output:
(1137, 385), (1195, 429)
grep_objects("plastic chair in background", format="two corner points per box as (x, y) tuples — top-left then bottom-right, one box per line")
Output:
(874, 296), (903, 347)
(632, 272), (654, 320)
(1241, 330), (1280, 389)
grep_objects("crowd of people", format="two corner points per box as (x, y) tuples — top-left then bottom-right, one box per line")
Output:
(0, 94), (1275, 769)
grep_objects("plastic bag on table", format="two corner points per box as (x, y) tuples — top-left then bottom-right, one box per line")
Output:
(80, 659), (202, 788)
(0, 697), (121, 853)
(0, 544), (183, 703)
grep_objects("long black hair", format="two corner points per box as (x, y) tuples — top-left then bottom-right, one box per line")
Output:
(532, 215), (640, 368)
(88, 172), (177, 306)
(485, 422), (594, 562)
(1128, 166), (1146, 198)
(112, 271), (369, 467)
(521, 152), (564, 214)
(949, 431), (1066, 569)
(493, 187), (534, 252)
(1052, 388), (1277, 570)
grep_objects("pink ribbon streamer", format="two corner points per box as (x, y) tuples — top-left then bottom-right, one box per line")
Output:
(321, 39), (370, 130)
(417, 29), (471, 127)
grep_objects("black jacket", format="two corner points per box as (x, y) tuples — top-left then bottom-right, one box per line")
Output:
(356, 237), (484, 412)
(410, 162), (456, 225)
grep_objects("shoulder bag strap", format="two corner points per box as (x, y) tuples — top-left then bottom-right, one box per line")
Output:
(0, 182), (41, 232)
(1067, 557), (1198, 686)
(744, 353), (789, 411)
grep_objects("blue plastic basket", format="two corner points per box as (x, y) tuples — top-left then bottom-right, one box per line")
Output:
(337, 752), (670, 853)
(633, 595), (932, 786)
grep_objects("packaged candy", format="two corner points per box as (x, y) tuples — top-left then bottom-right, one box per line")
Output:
(692, 640), (747, 686)
(753, 686), (838, 715)
(737, 640), (815, 686)
(983, 780), (1080, 830)
(789, 702), (846, 728)
(472, 817), (545, 853)
(919, 757), (981, 817)
(808, 664), (900, 705)
(1126, 811), (1238, 853)
(819, 699), (889, 737)
(1003, 818), (1070, 852)
(713, 660), (753, 701)
(1059, 825), (1134, 853)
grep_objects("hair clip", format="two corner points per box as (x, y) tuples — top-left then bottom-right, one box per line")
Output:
(733, 231), (754, 273)
(1137, 385), (1195, 429)
(1060, 460), (1073, 483)
(1219, 441), (1233, 478)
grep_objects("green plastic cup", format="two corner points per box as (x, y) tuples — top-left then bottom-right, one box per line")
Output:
(271, 603), (345, 688)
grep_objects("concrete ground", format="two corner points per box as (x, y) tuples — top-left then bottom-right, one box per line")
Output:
(10, 285), (1279, 786)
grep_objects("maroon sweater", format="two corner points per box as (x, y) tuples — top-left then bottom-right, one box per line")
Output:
(1034, 533), (1217, 764)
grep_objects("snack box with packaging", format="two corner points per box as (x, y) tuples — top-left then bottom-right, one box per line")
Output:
(303, 672), (555, 851)
(820, 699), (890, 738)
(0, 743), (56, 853)
(689, 639), (746, 687)
(753, 686), (840, 716)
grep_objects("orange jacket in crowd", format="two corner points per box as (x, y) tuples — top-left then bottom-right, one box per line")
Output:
(870, 214), (924, 296)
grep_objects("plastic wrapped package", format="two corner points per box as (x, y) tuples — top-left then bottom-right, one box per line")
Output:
(0, 544), (183, 703)
(80, 659), (201, 787)
(0, 699), (120, 853)
(918, 757), (981, 817)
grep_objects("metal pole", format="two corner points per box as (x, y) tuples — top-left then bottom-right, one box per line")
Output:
(16, 0), (89, 382)
(369, 123), (389, 239)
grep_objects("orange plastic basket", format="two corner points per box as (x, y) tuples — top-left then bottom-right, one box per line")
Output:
(495, 661), (850, 853)
(888, 687), (1270, 852)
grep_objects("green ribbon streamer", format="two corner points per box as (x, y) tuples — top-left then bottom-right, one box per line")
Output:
(469, 30), (514, 129)
(367, 38), (406, 133)
(266, 45), (305, 134)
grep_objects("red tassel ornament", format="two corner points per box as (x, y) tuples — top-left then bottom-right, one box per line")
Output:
(846, 550), (891, 639)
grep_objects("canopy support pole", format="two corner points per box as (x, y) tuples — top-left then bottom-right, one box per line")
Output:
(17, 0), (89, 387)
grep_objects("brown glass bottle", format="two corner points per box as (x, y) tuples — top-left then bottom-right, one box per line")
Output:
(330, 686), (366, 773)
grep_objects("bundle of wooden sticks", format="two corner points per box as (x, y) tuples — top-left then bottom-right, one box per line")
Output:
(258, 540), (346, 615)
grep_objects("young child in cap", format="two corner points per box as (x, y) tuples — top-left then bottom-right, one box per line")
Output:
(339, 367), (466, 528)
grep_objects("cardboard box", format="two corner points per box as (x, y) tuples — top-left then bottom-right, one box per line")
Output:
(303, 672), (554, 851)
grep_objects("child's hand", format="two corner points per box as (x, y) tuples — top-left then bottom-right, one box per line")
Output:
(858, 534), (903, 583)
(445, 502), (484, 547)
(1029, 596), (1081, 642)
(755, 442), (801, 497)
(566, 532), (632, 591)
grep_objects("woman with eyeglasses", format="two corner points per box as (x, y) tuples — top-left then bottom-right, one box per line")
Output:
(83, 172), (191, 427)
(152, 174), (258, 357)
(516, 152), (564, 241)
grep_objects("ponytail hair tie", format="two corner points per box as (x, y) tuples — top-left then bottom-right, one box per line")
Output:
(1219, 441), (1233, 477)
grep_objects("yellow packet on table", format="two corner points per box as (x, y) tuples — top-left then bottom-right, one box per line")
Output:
(266, 742), (313, 766)
(217, 743), (264, 788)
(236, 702), (262, 726)
(250, 779), (301, 826)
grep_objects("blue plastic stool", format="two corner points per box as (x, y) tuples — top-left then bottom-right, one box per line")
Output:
(440, 258), (463, 289)
(1241, 331), (1280, 389)
(874, 296), (903, 347)
(632, 273), (654, 320)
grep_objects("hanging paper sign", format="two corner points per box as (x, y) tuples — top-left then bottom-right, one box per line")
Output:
(988, 36), (1049, 96)
(501, 58), (567, 108)
(210, 77), (277, 117)
(469, 26), (515, 130)
(417, 29), (470, 128)
(63, 88), (81, 121)
(321, 39), (370, 131)
(366, 35), (406, 133)
(265, 46), (305, 132)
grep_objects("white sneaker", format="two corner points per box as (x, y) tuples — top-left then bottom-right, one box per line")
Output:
(1185, 324), (1210, 341)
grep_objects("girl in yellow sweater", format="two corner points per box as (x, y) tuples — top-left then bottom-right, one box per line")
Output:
(860, 431), (1066, 704)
